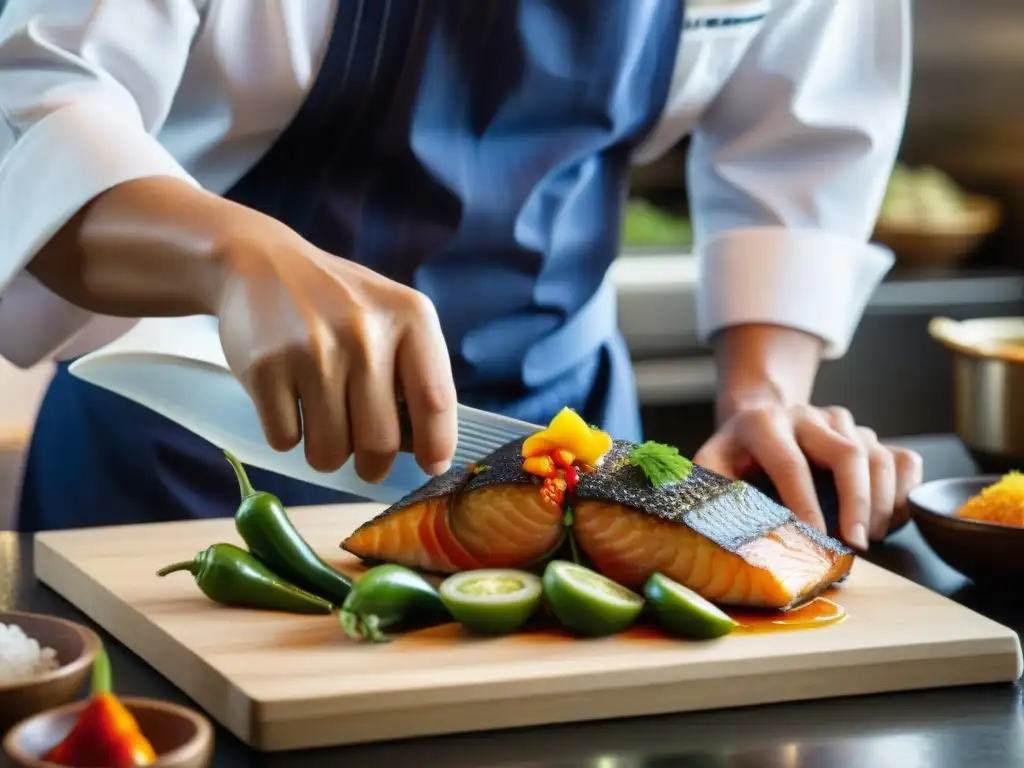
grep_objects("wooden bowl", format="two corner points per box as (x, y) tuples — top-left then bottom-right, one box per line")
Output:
(872, 196), (1001, 267)
(3, 697), (214, 768)
(0, 612), (101, 734)
(909, 475), (1024, 583)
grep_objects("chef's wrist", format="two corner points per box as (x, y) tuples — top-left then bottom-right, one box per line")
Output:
(711, 323), (824, 425)
(205, 206), (314, 317)
(35, 176), (243, 319)
(167, 196), (266, 318)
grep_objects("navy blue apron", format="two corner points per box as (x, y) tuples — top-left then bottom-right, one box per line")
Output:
(19, 0), (685, 531)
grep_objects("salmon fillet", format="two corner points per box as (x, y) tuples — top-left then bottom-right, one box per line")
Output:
(567, 441), (853, 609)
(572, 502), (850, 608)
(341, 439), (853, 610)
(343, 466), (485, 573)
(449, 485), (565, 568)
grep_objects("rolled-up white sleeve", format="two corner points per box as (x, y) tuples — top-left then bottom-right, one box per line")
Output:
(690, 0), (911, 359)
(0, 0), (202, 368)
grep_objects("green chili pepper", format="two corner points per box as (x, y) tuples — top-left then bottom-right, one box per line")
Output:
(224, 451), (353, 605)
(157, 543), (333, 614)
(339, 564), (451, 643)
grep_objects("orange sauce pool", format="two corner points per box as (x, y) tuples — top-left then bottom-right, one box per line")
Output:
(507, 594), (849, 643)
(400, 594), (848, 645)
(726, 595), (847, 634)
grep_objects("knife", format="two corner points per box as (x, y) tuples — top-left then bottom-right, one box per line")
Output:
(385, 402), (541, 495)
(397, 402), (541, 464)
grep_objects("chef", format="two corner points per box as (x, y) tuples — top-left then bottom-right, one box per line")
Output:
(0, 0), (920, 548)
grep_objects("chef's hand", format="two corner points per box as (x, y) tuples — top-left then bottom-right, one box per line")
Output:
(28, 176), (457, 482)
(693, 325), (923, 551)
(215, 217), (458, 482)
(695, 403), (923, 549)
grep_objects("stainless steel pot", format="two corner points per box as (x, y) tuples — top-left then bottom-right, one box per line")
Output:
(930, 316), (1024, 471)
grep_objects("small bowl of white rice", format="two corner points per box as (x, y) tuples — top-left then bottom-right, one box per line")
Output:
(0, 611), (100, 734)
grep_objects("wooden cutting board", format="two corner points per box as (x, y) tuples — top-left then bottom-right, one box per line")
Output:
(33, 505), (1023, 752)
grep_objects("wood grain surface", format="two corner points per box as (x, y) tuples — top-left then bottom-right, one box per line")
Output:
(33, 505), (1024, 752)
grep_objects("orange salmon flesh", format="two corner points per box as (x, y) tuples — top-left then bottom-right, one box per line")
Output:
(342, 482), (853, 611)
(571, 500), (851, 608)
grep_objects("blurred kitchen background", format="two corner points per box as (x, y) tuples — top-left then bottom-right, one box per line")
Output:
(624, 0), (1024, 453)
(1, 0), (1023, 526)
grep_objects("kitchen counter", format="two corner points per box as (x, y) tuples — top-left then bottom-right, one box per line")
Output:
(612, 252), (1024, 357)
(615, 254), (1024, 418)
(2, 434), (1022, 768)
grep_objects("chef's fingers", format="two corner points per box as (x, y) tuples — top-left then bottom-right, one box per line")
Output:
(347, 338), (401, 484)
(693, 432), (744, 479)
(736, 407), (827, 534)
(790, 405), (864, 548)
(241, 353), (302, 453)
(395, 293), (457, 475)
(293, 341), (352, 473)
(889, 445), (924, 532)
(810, 406), (871, 551)
(856, 426), (896, 541)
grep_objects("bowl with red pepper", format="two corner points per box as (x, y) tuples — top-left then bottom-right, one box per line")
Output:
(3, 648), (214, 768)
(0, 611), (102, 735)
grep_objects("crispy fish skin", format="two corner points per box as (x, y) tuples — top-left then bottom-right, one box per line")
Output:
(571, 441), (853, 609)
(572, 498), (852, 610)
(574, 441), (832, 545)
(341, 438), (854, 609)
(462, 439), (539, 492)
(344, 441), (566, 571)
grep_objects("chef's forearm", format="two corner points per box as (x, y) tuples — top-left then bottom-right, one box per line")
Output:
(26, 177), (233, 318)
(711, 324), (824, 424)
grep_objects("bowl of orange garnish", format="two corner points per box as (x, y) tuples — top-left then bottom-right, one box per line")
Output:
(909, 472), (1024, 582)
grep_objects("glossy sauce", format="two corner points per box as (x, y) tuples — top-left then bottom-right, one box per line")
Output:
(727, 595), (847, 634)
(401, 593), (848, 645)
(400, 598), (848, 646)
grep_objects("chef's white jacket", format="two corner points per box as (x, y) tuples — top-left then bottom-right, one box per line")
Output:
(0, 0), (910, 368)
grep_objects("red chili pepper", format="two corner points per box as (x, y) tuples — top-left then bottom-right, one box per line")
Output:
(562, 465), (579, 493)
(44, 649), (157, 768)
(541, 477), (568, 506)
